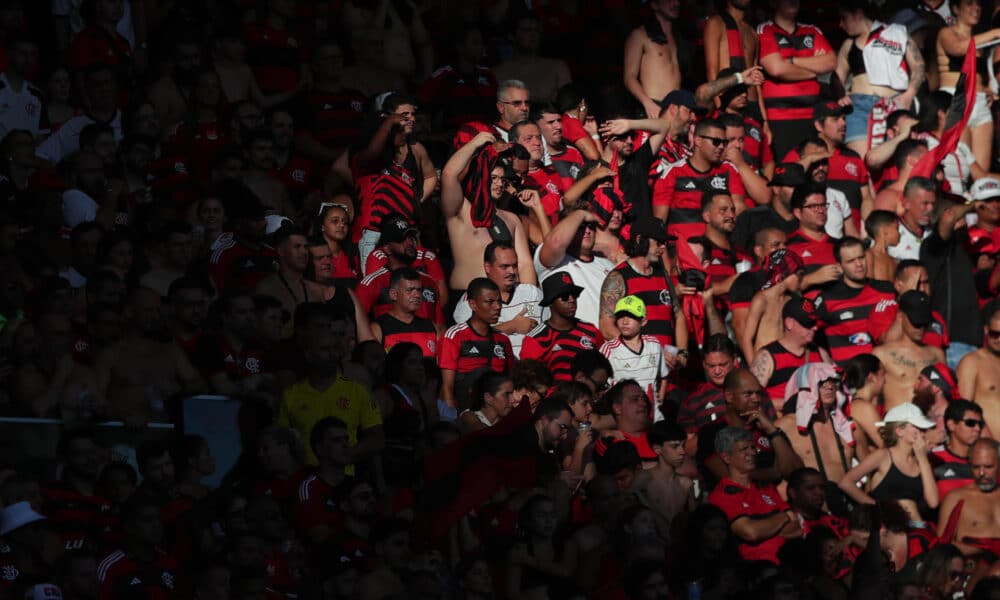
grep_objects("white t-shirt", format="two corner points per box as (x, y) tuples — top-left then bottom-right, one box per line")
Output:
(62, 189), (98, 228)
(824, 187), (852, 238)
(36, 111), (123, 165)
(0, 74), (49, 139)
(600, 335), (669, 421)
(453, 283), (547, 359)
(888, 222), (930, 261)
(534, 245), (615, 326)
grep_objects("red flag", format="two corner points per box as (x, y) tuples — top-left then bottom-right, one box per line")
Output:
(911, 38), (977, 180)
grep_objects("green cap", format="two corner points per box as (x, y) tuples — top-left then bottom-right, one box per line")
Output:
(614, 295), (646, 320)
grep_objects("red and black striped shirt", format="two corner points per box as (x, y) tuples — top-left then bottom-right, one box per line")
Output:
(438, 322), (514, 375)
(520, 319), (603, 382)
(356, 267), (444, 325)
(376, 313), (438, 358)
(761, 340), (823, 402)
(758, 22), (833, 121)
(41, 483), (116, 552)
(298, 88), (367, 153)
(813, 280), (897, 366)
(719, 12), (747, 70)
(654, 160), (746, 239)
(243, 22), (306, 94)
(676, 382), (727, 433)
(351, 151), (422, 242)
(614, 261), (677, 347)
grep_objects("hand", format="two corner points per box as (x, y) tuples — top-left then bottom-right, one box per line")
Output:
(799, 149), (831, 168)
(742, 66), (765, 86)
(810, 263), (843, 284)
(589, 165), (617, 181)
(579, 211), (601, 224)
(837, 96), (853, 107)
(894, 92), (914, 110)
(583, 114), (599, 137)
(643, 98), (661, 119)
(385, 113), (407, 127)
(575, 428), (592, 450)
(471, 131), (497, 147)
(742, 408), (775, 434)
(507, 306), (538, 334)
(664, 352), (679, 369)
(675, 283), (698, 295)
(700, 288), (715, 305)
(723, 143), (746, 166)
(896, 115), (917, 139)
(762, 121), (773, 146)
(518, 189), (542, 209)
(600, 119), (632, 137)
(913, 435), (929, 455)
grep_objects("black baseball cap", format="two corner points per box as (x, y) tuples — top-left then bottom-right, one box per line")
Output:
(814, 100), (852, 120)
(769, 163), (808, 187)
(628, 217), (676, 243)
(540, 272), (584, 307)
(377, 214), (418, 245)
(658, 89), (702, 113)
(899, 290), (932, 328)
(782, 294), (818, 328)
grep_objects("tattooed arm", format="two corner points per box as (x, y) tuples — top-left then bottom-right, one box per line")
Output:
(599, 270), (626, 340)
(748, 348), (774, 389)
(899, 36), (926, 108)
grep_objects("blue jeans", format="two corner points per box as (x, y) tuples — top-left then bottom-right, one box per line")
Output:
(845, 93), (880, 145)
(946, 341), (977, 371)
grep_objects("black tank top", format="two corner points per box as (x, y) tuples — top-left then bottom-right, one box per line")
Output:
(848, 41), (866, 75)
(325, 284), (356, 315)
(870, 451), (925, 507)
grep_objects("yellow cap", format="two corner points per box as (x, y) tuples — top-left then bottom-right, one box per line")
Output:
(614, 295), (646, 320)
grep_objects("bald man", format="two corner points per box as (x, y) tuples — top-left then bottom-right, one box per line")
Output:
(937, 439), (1000, 558)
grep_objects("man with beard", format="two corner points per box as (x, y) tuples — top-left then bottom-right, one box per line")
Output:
(936, 439), (1000, 557)
(958, 307), (1000, 436)
(599, 217), (687, 354)
(95, 287), (204, 426)
(749, 294), (827, 404)
(913, 362), (959, 447)
(453, 242), (544, 359)
(812, 237), (897, 366)
(535, 104), (583, 180)
(192, 291), (278, 404)
(521, 273), (603, 382)
(536, 208), (614, 326)
(931, 399), (984, 499)
(887, 177), (936, 261)
(797, 137), (859, 239)
(208, 182), (278, 294)
(256, 226), (326, 327)
(241, 129), (289, 217)
(624, 0), (682, 118)
(654, 118), (747, 240)
(733, 164), (803, 251)
(438, 278), (514, 410)
(356, 215), (444, 328)
(713, 76), (772, 175)
(371, 267), (440, 357)
(534, 397), (573, 453)
(440, 132), (537, 290)
(700, 191), (752, 304)
(873, 291), (945, 410)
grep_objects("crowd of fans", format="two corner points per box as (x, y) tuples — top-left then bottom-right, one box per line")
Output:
(12, 0), (1000, 598)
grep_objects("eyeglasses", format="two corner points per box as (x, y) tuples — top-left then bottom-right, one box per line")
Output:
(962, 418), (985, 428)
(988, 330), (1000, 340)
(318, 202), (351, 217)
(698, 135), (726, 147)
(501, 100), (531, 107)
(802, 202), (830, 211)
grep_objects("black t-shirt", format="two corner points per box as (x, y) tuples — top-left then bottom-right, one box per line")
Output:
(920, 228), (982, 346)
(618, 141), (655, 221)
(732, 207), (798, 252)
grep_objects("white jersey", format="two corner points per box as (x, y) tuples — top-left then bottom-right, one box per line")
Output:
(534, 245), (615, 326)
(600, 336), (669, 421)
(888, 222), (931, 261)
(453, 283), (547, 359)
(36, 111), (123, 165)
(824, 187), (852, 238)
(0, 74), (49, 139)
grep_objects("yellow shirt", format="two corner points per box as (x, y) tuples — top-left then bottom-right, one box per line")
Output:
(276, 375), (381, 469)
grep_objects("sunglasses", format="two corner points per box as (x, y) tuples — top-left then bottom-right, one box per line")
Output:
(319, 202), (351, 218)
(699, 135), (726, 147)
(989, 329), (1000, 340)
(962, 418), (985, 428)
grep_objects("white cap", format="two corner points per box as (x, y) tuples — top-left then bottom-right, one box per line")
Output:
(875, 402), (936, 430)
(264, 214), (292, 235)
(0, 501), (45, 535)
(971, 177), (1000, 202)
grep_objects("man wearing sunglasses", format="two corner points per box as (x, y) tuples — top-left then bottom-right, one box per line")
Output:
(930, 399), (983, 499)
(653, 118), (748, 240)
(453, 80), (531, 147)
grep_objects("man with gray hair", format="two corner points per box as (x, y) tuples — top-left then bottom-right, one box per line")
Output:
(937, 438), (1000, 557)
(454, 80), (531, 148)
(708, 425), (803, 564)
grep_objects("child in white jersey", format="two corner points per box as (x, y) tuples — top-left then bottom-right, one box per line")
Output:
(599, 296), (669, 421)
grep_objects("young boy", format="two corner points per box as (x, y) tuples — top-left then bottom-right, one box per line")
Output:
(632, 421), (697, 535)
(864, 210), (900, 283)
(599, 296), (669, 420)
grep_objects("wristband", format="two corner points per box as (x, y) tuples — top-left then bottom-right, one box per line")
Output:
(591, 134), (601, 140)
(735, 72), (744, 85)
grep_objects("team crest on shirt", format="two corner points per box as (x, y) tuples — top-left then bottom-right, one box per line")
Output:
(749, 127), (761, 142)
(292, 169), (306, 183)
(569, 165), (580, 179)
(849, 333), (872, 345)
(761, 493), (777, 506)
(427, 340), (437, 353)
(351, 100), (363, 112)
(580, 337), (594, 349)
(493, 344), (506, 359)
(162, 572), (176, 589)
(75, 339), (89, 353)
(245, 357), (261, 374)
(846, 163), (859, 176)
(401, 172), (413, 185)
(803, 36), (814, 48)
(710, 176), (727, 190)
(422, 288), (436, 303)
(546, 182), (559, 194)
(659, 290), (672, 306)
(758, 436), (771, 449)
(1, 565), (17, 580)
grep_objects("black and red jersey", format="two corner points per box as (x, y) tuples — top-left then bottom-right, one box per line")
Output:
(719, 12), (748, 70)
(330, 249), (360, 286)
(526, 166), (571, 223)
(930, 445), (973, 499)
(520, 319), (603, 381)
(207, 235), (279, 293)
(146, 154), (194, 205)
(758, 21), (833, 121)
(376, 313), (438, 357)
(417, 65), (498, 130)
(292, 472), (343, 535)
(351, 152), (422, 242)
(41, 483), (116, 552)
(356, 267), (444, 325)
(274, 154), (316, 200)
(761, 340), (824, 402)
(654, 160), (746, 239)
(676, 382), (727, 433)
(549, 145), (584, 181)
(166, 121), (226, 185)
(365, 247), (445, 283)
(648, 136), (693, 182)
(437, 322), (514, 375)
(191, 333), (272, 381)
(708, 478), (788, 564)
(614, 261), (677, 347)
(783, 147), (869, 223)
(243, 22), (306, 94)
(813, 281), (897, 366)
(787, 229), (837, 266)
(561, 113), (590, 146)
(703, 239), (753, 303)
(740, 115), (773, 171)
(297, 88), (367, 153)
(97, 549), (181, 600)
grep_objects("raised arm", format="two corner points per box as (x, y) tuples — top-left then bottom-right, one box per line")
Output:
(538, 210), (598, 269)
(563, 166), (616, 209)
(440, 132), (497, 219)
(356, 114), (405, 169)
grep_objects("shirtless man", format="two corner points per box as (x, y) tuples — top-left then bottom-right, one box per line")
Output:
(440, 132), (538, 290)
(633, 421), (696, 537)
(958, 307), (1000, 436)
(702, 0), (760, 108)
(493, 15), (571, 103)
(937, 439), (1000, 558)
(95, 288), (205, 426)
(777, 370), (857, 484)
(255, 226), (325, 333)
(739, 248), (805, 360)
(624, 0), (682, 118)
(873, 290), (945, 410)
